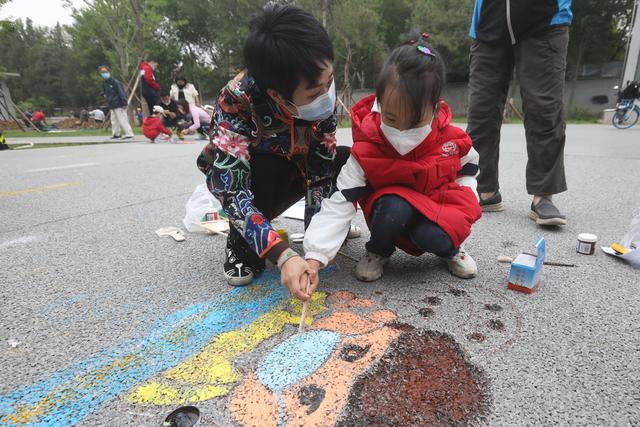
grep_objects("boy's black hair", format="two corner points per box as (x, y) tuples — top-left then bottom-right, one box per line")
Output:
(160, 90), (171, 97)
(175, 75), (187, 83)
(244, 3), (334, 101)
(376, 32), (446, 127)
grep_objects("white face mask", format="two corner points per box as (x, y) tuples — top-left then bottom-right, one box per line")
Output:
(290, 80), (336, 122)
(380, 120), (432, 155)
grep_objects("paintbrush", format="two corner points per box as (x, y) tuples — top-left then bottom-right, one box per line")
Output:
(497, 254), (576, 267)
(298, 275), (311, 333)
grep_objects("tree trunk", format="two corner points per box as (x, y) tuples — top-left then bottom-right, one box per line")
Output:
(341, 39), (353, 119)
(322, 0), (330, 28)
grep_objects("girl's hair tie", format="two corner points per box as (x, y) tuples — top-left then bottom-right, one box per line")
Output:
(417, 45), (435, 57)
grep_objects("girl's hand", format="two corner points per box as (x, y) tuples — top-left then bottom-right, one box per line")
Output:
(280, 256), (317, 301)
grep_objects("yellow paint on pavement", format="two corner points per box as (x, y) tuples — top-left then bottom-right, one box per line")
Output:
(128, 292), (328, 405)
(0, 182), (81, 197)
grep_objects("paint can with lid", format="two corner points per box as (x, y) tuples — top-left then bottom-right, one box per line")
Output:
(576, 233), (597, 255)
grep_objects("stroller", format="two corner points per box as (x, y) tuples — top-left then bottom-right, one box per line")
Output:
(612, 80), (640, 129)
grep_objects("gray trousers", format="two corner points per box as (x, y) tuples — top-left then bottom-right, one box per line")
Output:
(467, 26), (569, 196)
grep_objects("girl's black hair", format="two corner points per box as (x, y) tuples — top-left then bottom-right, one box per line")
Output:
(244, 3), (334, 101)
(376, 32), (446, 127)
(177, 99), (191, 113)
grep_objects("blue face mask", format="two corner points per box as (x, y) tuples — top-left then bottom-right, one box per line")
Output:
(100, 72), (110, 79)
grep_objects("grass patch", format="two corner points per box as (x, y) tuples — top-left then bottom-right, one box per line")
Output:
(2, 127), (144, 138)
(7, 141), (128, 149)
(338, 117), (352, 128)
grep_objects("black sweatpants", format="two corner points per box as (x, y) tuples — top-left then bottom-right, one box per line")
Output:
(227, 146), (351, 268)
(467, 26), (569, 196)
(143, 94), (160, 116)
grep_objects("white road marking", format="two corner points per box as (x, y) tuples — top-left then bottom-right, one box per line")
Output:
(0, 235), (40, 249)
(27, 162), (98, 173)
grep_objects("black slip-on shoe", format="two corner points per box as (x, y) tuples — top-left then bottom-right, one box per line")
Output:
(479, 191), (504, 212)
(529, 198), (567, 226)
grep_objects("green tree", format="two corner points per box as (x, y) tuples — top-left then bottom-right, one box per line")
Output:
(409, 0), (475, 81)
(566, 0), (635, 107)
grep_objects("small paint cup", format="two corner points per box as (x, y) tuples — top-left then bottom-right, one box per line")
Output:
(576, 233), (597, 255)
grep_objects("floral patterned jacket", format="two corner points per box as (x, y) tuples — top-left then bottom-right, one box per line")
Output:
(197, 70), (338, 262)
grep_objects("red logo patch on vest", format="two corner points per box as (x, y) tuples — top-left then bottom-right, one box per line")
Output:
(441, 141), (459, 157)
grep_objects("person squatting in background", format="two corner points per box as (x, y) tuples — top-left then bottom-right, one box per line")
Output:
(177, 99), (211, 140)
(143, 105), (173, 143)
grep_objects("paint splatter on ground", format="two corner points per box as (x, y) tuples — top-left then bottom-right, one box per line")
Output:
(228, 290), (489, 426)
(339, 326), (489, 426)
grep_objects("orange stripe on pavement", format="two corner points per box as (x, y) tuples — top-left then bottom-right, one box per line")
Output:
(0, 182), (81, 197)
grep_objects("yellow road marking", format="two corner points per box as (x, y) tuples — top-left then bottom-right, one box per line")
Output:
(0, 182), (81, 198)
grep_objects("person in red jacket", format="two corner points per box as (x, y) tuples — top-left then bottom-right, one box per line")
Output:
(140, 56), (161, 115)
(303, 33), (482, 287)
(143, 105), (173, 143)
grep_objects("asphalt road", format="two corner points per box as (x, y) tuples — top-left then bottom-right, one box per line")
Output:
(0, 124), (639, 426)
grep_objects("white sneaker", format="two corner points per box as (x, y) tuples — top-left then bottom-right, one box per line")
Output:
(441, 246), (477, 279)
(347, 224), (362, 239)
(355, 251), (389, 282)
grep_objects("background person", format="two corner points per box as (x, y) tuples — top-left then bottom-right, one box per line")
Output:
(170, 75), (200, 106)
(140, 56), (161, 115)
(466, 0), (573, 226)
(177, 99), (210, 139)
(99, 65), (134, 140)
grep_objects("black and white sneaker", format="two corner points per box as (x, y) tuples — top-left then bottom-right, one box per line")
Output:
(224, 246), (255, 286)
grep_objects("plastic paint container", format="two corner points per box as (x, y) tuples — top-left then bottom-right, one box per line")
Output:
(276, 229), (289, 243)
(576, 233), (598, 255)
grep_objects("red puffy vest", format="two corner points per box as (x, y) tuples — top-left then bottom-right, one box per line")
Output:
(350, 95), (482, 254)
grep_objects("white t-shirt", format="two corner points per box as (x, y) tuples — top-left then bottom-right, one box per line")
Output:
(170, 83), (199, 105)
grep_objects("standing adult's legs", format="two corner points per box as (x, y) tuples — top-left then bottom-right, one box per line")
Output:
(515, 26), (569, 197)
(110, 109), (121, 137)
(466, 39), (514, 198)
(114, 107), (134, 137)
(144, 95), (159, 116)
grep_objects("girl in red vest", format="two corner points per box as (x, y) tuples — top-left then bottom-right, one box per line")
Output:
(303, 34), (482, 284)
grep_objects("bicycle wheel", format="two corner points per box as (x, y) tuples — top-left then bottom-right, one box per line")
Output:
(612, 107), (640, 129)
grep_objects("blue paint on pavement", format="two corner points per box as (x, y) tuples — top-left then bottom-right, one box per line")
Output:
(257, 330), (341, 391)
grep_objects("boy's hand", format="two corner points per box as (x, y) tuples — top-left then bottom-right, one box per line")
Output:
(281, 256), (318, 301)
